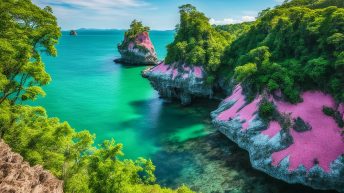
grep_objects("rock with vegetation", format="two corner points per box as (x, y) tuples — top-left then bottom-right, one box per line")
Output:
(0, 140), (64, 193)
(145, 1), (344, 191)
(144, 62), (212, 105)
(69, 30), (77, 36)
(115, 20), (158, 65)
(209, 0), (344, 191)
(144, 4), (248, 104)
(211, 85), (344, 192)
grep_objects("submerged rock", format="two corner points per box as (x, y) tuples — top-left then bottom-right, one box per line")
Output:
(0, 140), (63, 193)
(115, 31), (158, 65)
(143, 62), (213, 105)
(211, 85), (344, 192)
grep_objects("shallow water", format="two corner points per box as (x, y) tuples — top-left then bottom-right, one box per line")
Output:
(32, 30), (337, 193)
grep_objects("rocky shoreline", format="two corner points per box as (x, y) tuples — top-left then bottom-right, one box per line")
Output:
(143, 62), (213, 105)
(143, 65), (344, 192)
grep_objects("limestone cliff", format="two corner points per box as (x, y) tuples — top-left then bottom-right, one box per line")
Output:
(211, 85), (344, 192)
(145, 64), (344, 191)
(115, 31), (158, 66)
(0, 140), (63, 193)
(143, 62), (213, 105)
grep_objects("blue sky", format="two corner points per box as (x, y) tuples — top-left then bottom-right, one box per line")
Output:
(33, 0), (284, 30)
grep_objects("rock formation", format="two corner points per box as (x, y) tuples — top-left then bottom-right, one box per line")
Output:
(143, 62), (212, 105)
(0, 140), (63, 193)
(69, 30), (77, 36)
(211, 85), (344, 192)
(145, 62), (344, 191)
(115, 31), (158, 65)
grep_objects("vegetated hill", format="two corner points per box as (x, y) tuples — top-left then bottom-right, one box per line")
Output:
(278, 0), (344, 9)
(220, 0), (344, 104)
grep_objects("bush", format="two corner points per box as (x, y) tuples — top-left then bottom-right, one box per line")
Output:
(323, 106), (344, 128)
(293, 117), (312, 132)
(258, 99), (276, 120)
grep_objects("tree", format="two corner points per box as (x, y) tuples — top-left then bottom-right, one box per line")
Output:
(234, 63), (257, 81)
(0, 0), (61, 105)
(165, 4), (229, 73)
(124, 20), (150, 41)
(221, 1), (344, 103)
(0, 1), (195, 192)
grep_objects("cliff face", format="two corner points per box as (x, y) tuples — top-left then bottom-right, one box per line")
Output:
(145, 63), (344, 191)
(0, 140), (63, 193)
(115, 31), (158, 65)
(143, 62), (213, 105)
(211, 85), (344, 192)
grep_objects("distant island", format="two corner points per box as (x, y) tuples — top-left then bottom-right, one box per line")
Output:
(69, 30), (77, 36)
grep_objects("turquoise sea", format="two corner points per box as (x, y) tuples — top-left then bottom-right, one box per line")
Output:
(33, 30), (335, 193)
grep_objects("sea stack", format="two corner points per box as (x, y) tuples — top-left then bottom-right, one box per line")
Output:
(115, 20), (158, 66)
(70, 30), (77, 36)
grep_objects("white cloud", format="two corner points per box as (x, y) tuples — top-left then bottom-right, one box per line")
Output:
(32, 0), (153, 30)
(209, 15), (256, 25)
(34, 0), (149, 11)
(241, 15), (255, 22)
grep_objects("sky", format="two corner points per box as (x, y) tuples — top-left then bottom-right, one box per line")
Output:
(32, 0), (284, 30)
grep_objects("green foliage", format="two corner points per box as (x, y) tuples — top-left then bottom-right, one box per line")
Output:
(293, 117), (312, 132)
(0, 0), (61, 105)
(1, 101), (195, 193)
(118, 20), (151, 53)
(234, 63), (257, 81)
(279, 0), (344, 9)
(258, 99), (276, 120)
(125, 20), (150, 41)
(322, 106), (344, 128)
(221, 1), (344, 103)
(0, 1), (195, 193)
(165, 4), (230, 72)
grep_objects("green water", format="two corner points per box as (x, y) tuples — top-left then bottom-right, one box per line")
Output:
(33, 30), (335, 193)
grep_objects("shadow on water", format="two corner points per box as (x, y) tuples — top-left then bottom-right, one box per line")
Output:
(122, 98), (339, 193)
(120, 98), (217, 143)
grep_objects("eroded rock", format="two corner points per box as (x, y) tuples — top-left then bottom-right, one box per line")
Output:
(115, 31), (158, 65)
(211, 85), (344, 192)
(0, 140), (63, 193)
(143, 62), (213, 105)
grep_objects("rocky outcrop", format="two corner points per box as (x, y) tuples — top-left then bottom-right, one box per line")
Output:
(0, 140), (63, 193)
(69, 30), (77, 36)
(115, 32), (158, 65)
(143, 61), (344, 191)
(143, 62), (213, 105)
(211, 85), (344, 192)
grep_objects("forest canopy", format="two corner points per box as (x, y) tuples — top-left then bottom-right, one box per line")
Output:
(166, 1), (344, 104)
(165, 4), (231, 73)
(221, 0), (344, 103)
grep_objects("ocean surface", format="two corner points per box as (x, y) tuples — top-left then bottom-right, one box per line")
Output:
(32, 30), (335, 193)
